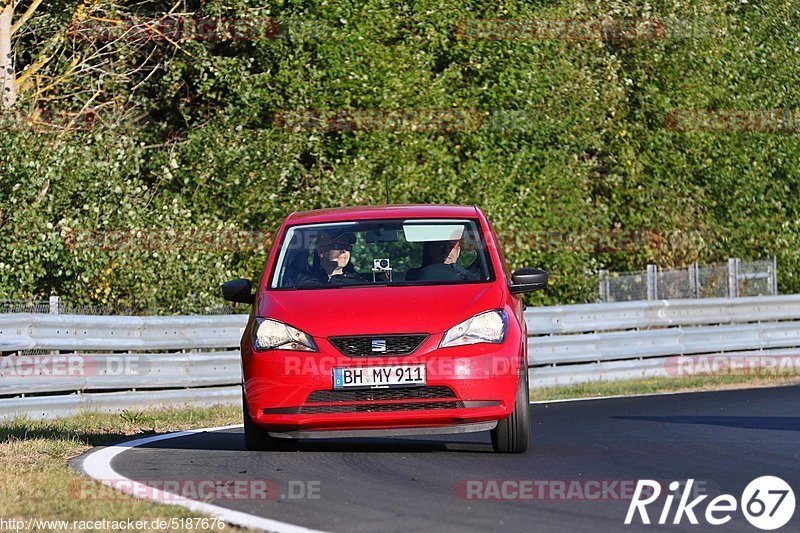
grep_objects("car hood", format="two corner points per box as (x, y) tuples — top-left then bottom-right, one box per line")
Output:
(257, 283), (505, 337)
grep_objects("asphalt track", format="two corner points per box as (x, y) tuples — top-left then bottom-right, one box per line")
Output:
(76, 385), (800, 532)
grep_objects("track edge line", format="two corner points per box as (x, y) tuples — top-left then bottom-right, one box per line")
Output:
(79, 423), (329, 533)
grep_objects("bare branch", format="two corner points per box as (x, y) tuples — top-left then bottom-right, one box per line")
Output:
(30, 53), (81, 99)
(14, 47), (54, 86)
(10, 0), (43, 35)
(15, 31), (64, 90)
(129, 60), (162, 92)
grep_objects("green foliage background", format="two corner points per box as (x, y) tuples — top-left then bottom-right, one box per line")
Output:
(1, 0), (799, 313)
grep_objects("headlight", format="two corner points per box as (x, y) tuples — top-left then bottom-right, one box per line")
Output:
(440, 310), (508, 348)
(252, 318), (318, 352)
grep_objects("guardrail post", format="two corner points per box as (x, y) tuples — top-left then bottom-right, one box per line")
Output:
(599, 270), (608, 302)
(646, 264), (658, 300)
(728, 258), (739, 298)
(689, 263), (700, 298)
(49, 296), (60, 314)
(771, 256), (778, 295)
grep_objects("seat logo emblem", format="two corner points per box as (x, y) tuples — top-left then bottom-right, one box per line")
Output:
(371, 339), (387, 353)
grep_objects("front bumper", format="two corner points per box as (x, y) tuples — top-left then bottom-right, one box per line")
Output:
(268, 421), (498, 439)
(243, 333), (523, 433)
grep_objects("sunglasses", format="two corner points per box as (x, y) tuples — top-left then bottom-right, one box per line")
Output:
(325, 245), (353, 252)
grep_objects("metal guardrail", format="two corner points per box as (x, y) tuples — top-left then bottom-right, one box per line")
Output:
(1, 351), (241, 396)
(2, 294), (800, 420)
(524, 294), (800, 387)
(528, 348), (800, 388)
(1, 386), (242, 420)
(529, 321), (800, 364)
(524, 294), (800, 334)
(0, 314), (246, 352)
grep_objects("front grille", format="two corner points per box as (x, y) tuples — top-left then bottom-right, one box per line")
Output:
(299, 401), (463, 414)
(328, 334), (428, 357)
(306, 386), (456, 403)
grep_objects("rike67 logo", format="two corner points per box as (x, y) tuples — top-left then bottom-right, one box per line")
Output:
(626, 477), (795, 530)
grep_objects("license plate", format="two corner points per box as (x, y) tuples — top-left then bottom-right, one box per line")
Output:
(333, 364), (426, 389)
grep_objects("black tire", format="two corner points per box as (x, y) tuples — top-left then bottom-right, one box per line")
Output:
(242, 390), (294, 451)
(491, 372), (531, 453)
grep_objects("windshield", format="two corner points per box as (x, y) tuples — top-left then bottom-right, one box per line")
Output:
(270, 219), (494, 289)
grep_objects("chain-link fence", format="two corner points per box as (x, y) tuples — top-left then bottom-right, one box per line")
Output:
(696, 262), (730, 298)
(599, 257), (778, 302)
(600, 270), (649, 302)
(656, 267), (695, 300)
(0, 300), (53, 314)
(737, 258), (776, 297)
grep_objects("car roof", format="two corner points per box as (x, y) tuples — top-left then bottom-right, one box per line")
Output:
(285, 204), (480, 225)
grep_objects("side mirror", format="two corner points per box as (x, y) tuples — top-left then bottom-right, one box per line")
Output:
(221, 278), (255, 304)
(509, 268), (548, 294)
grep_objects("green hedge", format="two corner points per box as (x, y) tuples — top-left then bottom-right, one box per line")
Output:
(1, 0), (798, 312)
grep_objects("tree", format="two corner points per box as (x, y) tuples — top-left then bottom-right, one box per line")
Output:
(2, 0), (186, 129)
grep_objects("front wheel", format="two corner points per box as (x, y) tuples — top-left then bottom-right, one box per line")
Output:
(242, 390), (294, 451)
(491, 372), (531, 453)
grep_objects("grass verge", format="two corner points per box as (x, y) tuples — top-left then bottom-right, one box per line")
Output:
(0, 405), (247, 533)
(530, 373), (800, 401)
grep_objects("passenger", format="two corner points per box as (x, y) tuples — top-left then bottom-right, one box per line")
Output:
(405, 239), (477, 281)
(295, 231), (366, 286)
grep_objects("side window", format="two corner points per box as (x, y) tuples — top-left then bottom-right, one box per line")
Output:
(460, 248), (477, 268)
(459, 229), (481, 269)
(489, 225), (512, 283)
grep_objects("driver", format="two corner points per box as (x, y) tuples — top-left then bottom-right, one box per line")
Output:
(295, 230), (366, 286)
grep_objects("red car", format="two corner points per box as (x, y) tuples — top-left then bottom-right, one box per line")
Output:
(222, 205), (547, 453)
